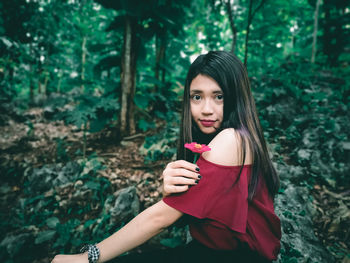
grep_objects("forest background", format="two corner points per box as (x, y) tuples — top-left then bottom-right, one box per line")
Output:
(0, 0), (349, 262)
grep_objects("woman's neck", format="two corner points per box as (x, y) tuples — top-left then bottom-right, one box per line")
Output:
(193, 131), (217, 145)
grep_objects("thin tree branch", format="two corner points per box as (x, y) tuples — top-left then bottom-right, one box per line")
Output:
(224, 0), (237, 53)
(251, 0), (266, 21)
(244, 0), (267, 66)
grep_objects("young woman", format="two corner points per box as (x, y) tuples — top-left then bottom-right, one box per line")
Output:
(52, 51), (281, 263)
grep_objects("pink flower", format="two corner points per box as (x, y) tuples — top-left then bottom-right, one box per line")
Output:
(184, 142), (211, 154)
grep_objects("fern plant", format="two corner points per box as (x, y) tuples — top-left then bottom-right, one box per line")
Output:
(61, 93), (119, 158)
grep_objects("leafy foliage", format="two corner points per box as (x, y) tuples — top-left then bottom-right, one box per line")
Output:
(0, 155), (115, 262)
(0, 0), (349, 262)
(62, 93), (119, 131)
(140, 126), (179, 162)
(255, 55), (349, 187)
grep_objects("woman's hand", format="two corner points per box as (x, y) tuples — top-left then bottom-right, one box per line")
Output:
(51, 253), (88, 263)
(162, 160), (201, 197)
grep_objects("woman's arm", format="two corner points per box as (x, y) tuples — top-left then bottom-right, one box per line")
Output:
(161, 129), (253, 197)
(52, 201), (183, 263)
(97, 200), (183, 261)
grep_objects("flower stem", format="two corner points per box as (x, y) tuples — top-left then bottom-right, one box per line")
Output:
(193, 153), (200, 164)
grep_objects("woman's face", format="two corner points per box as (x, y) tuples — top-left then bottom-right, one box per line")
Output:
(190, 74), (224, 134)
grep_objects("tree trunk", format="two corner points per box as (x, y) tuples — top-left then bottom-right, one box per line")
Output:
(57, 74), (62, 93)
(38, 80), (42, 94)
(128, 57), (136, 135)
(120, 16), (137, 136)
(43, 71), (49, 95)
(323, 0), (330, 61)
(29, 77), (34, 103)
(311, 0), (322, 63)
(224, 0), (237, 53)
(244, 0), (253, 66)
(161, 47), (166, 83)
(29, 43), (34, 103)
(155, 35), (160, 92)
(244, 0), (265, 66)
(81, 36), (87, 93)
(322, 0), (346, 66)
(155, 34), (166, 92)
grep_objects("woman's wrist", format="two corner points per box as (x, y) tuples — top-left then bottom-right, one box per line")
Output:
(81, 252), (89, 262)
(162, 185), (169, 197)
(80, 244), (100, 263)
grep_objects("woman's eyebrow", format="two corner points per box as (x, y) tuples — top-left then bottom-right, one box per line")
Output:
(190, 89), (203, 93)
(190, 89), (222, 93)
(212, 90), (223, 94)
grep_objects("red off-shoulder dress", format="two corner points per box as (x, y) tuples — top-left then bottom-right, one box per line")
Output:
(163, 155), (281, 261)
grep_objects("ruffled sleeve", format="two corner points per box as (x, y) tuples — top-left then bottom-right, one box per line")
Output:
(163, 155), (251, 233)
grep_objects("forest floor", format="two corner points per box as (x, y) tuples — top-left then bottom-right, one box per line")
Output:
(0, 106), (349, 262)
(0, 107), (167, 207)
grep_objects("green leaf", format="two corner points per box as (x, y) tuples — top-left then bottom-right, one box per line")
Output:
(298, 210), (306, 216)
(134, 95), (149, 109)
(65, 109), (88, 128)
(35, 230), (56, 244)
(324, 119), (335, 134)
(160, 237), (183, 248)
(84, 219), (96, 228)
(85, 181), (100, 190)
(81, 158), (103, 175)
(137, 118), (155, 132)
(285, 257), (298, 263)
(89, 116), (109, 132)
(46, 217), (60, 229)
(95, 97), (120, 111)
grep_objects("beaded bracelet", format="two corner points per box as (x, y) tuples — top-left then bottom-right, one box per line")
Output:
(80, 244), (100, 263)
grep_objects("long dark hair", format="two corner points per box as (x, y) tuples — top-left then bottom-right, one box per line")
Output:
(177, 51), (279, 200)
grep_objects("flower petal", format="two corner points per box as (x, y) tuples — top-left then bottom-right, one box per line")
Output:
(184, 142), (211, 154)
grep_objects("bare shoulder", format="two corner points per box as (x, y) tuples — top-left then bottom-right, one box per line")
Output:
(202, 128), (252, 166)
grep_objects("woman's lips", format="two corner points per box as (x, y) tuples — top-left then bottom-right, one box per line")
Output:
(200, 120), (216, 127)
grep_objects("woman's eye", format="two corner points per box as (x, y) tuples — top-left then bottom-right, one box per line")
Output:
(191, 95), (201, 101)
(216, 94), (224, 101)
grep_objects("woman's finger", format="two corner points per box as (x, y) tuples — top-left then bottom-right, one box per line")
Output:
(164, 184), (190, 194)
(168, 160), (200, 172)
(167, 176), (199, 186)
(167, 168), (200, 180)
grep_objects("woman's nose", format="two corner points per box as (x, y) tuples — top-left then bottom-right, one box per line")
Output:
(202, 99), (214, 115)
